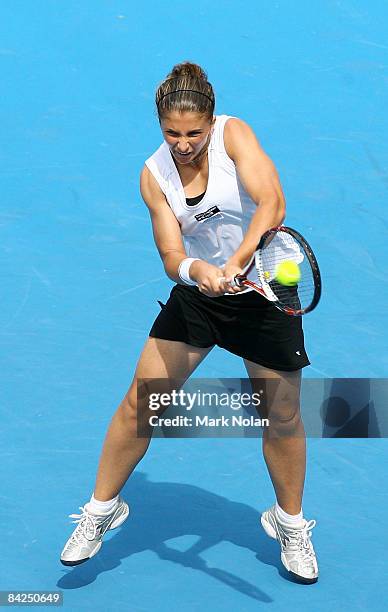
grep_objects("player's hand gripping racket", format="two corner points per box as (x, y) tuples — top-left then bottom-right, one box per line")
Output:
(227, 226), (321, 316)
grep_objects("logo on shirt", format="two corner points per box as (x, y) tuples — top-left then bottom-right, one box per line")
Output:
(194, 206), (223, 223)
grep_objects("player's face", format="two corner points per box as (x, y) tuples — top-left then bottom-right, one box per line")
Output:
(161, 112), (214, 165)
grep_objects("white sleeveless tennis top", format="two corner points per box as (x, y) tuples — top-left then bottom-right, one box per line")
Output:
(145, 115), (258, 269)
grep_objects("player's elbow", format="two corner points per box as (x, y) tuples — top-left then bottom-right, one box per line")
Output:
(276, 200), (286, 226)
(258, 186), (286, 226)
(268, 195), (286, 227)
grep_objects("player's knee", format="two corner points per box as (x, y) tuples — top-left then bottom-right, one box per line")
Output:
(267, 403), (302, 434)
(121, 381), (166, 424)
(116, 382), (138, 422)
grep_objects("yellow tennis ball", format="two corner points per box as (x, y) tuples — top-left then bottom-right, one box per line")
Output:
(275, 260), (301, 286)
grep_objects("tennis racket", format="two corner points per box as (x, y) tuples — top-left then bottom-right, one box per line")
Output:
(228, 226), (321, 316)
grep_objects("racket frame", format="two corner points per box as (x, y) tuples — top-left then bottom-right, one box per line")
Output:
(235, 226), (322, 316)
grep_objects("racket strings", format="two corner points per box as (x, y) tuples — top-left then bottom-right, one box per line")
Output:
(258, 232), (316, 312)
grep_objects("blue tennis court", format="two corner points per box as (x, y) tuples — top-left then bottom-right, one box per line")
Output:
(1, 1), (387, 610)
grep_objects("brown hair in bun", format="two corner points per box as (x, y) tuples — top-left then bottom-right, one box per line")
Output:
(156, 61), (215, 121)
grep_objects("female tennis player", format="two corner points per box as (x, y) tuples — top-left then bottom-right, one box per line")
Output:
(60, 62), (318, 584)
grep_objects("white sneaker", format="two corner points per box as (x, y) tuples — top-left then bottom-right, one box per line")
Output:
(60, 497), (129, 566)
(261, 505), (318, 583)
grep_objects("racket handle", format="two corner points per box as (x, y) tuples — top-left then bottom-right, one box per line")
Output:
(233, 276), (245, 287)
(219, 275), (245, 287)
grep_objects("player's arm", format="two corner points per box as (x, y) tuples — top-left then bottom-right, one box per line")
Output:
(224, 118), (286, 270)
(140, 166), (226, 295)
(140, 166), (188, 282)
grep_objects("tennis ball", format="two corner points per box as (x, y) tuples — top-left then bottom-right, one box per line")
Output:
(275, 260), (301, 286)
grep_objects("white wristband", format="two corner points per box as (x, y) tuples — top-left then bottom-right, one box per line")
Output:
(178, 258), (200, 286)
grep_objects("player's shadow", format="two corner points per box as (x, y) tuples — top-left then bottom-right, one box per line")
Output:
(57, 471), (294, 602)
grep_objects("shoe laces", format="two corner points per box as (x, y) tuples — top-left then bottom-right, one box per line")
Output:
(67, 506), (101, 548)
(285, 519), (316, 560)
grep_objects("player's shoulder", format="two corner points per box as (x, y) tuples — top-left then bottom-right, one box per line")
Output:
(224, 117), (260, 159)
(139, 164), (152, 191)
(224, 117), (254, 140)
(140, 163), (151, 183)
(140, 164), (164, 206)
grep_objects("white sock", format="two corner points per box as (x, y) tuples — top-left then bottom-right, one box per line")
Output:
(275, 502), (304, 526)
(88, 493), (119, 515)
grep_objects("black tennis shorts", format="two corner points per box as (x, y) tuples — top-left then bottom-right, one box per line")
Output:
(149, 284), (310, 372)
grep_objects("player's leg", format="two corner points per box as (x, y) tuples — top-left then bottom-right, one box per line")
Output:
(243, 361), (305, 514)
(60, 338), (212, 566)
(93, 338), (213, 501)
(244, 360), (318, 583)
